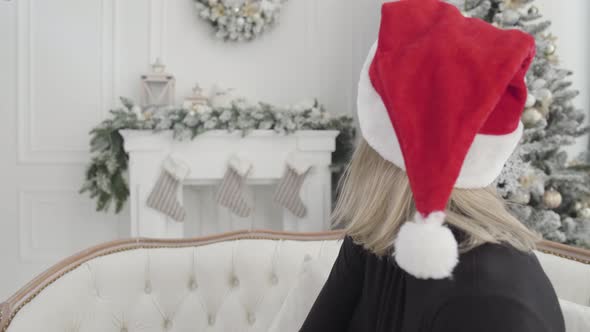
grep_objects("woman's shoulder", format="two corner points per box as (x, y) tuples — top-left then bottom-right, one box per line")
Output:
(434, 243), (565, 332)
(454, 242), (546, 290)
(341, 235), (370, 259)
(334, 235), (370, 273)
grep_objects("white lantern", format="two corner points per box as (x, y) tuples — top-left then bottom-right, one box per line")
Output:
(183, 83), (209, 109)
(140, 58), (176, 108)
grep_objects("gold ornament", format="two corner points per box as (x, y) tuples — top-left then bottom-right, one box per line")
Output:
(541, 35), (560, 65)
(143, 110), (154, 121)
(544, 33), (558, 44)
(212, 4), (225, 17)
(521, 108), (543, 127)
(503, 0), (528, 9)
(545, 43), (556, 56)
(543, 189), (562, 209)
(243, 2), (259, 16)
(534, 88), (553, 115)
(547, 54), (559, 65)
(519, 174), (534, 187)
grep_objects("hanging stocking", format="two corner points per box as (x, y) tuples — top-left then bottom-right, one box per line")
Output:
(146, 155), (190, 221)
(216, 156), (253, 217)
(274, 156), (313, 218)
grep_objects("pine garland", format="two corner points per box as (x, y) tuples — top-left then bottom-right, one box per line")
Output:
(80, 97), (355, 213)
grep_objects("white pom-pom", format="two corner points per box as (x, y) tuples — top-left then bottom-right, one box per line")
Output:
(393, 211), (458, 279)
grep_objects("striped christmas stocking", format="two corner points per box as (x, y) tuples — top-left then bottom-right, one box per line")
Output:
(274, 157), (312, 218)
(146, 156), (190, 221)
(216, 156), (253, 217)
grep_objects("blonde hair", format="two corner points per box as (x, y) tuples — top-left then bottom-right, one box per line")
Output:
(332, 139), (540, 256)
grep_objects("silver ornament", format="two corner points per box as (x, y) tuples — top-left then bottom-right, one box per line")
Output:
(533, 88), (552, 103)
(511, 189), (531, 205)
(502, 10), (520, 25)
(528, 6), (539, 15)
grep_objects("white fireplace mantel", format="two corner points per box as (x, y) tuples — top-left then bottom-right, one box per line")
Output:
(121, 129), (340, 238)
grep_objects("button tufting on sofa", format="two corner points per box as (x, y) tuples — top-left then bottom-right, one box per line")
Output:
(2, 232), (587, 332)
(188, 277), (198, 290)
(270, 273), (278, 285)
(144, 280), (152, 294)
(163, 318), (172, 330)
(230, 275), (239, 288)
(248, 311), (256, 325)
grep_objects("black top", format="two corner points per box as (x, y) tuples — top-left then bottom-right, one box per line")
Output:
(300, 235), (565, 332)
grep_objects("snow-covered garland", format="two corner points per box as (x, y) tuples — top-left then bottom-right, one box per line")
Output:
(80, 97), (355, 213)
(193, 0), (287, 41)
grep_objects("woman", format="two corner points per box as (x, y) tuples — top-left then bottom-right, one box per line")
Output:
(300, 0), (565, 331)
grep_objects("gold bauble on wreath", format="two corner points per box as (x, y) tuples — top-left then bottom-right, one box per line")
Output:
(543, 188), (562, 209)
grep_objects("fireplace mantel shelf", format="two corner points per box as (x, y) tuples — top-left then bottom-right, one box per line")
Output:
(121, 130), (339, 238)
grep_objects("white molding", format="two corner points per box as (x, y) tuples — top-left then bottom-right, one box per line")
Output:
(18, 186), (124, 262)
(304, 0), (321, 96)
(148, 0), (167, 65)
(17, 0), (119, 164)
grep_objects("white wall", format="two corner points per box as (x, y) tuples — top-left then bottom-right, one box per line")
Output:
(535, 0), (590, 153)
(0, 0), (378, 299)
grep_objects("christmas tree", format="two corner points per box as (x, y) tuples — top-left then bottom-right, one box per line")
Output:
(447, 0), (590, 248)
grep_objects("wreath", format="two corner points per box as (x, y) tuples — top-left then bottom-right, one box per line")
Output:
(193, 0), (287, 41)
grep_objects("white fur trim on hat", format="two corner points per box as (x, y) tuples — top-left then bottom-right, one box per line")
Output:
(393, 211), (459, 279)
(163, 155), (191, 181)
(228, 155), (253, 177)
(357, 41), (523, 189)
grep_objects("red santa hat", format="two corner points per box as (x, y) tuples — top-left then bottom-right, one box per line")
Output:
(358, 0), (536, 279)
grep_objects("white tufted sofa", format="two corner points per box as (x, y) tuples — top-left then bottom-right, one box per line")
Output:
(1, 230), (589, 332)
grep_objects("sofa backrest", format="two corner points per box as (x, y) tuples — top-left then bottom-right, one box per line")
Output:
(1, 230), (589, 332)
(535, 241), (590, 306)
